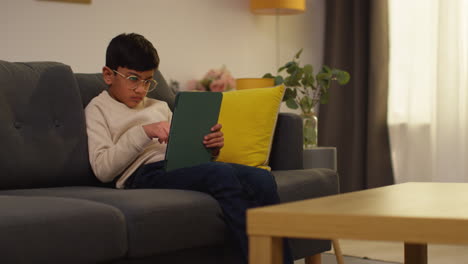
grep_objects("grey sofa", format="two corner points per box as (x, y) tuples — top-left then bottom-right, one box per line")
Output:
(0, 60), (339, 264)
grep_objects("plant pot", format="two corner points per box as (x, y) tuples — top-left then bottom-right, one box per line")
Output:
(301, 112), (318, 149)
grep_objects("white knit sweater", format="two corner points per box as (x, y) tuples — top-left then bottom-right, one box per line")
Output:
(85, 91), (172, 189)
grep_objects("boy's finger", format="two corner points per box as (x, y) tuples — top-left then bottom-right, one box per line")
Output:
(211, 123), (222, 131)
(205, 142), (223, 148)
(204, 139), (223, 146)
(205, 131), (223, 140)
(204, 136), (223, 142)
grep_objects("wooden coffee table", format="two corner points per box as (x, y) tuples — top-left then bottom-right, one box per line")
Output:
(247, 182), (468, 264)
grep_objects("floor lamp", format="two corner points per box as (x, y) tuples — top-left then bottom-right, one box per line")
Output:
(250, 0), (306, 68)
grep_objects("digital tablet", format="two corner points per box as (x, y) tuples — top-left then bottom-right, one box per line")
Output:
(164, 92), (223, 172)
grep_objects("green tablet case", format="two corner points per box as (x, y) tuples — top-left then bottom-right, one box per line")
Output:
(164, 92), (223, 172)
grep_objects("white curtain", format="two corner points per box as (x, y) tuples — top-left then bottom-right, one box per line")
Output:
(388, 0), (468, 183)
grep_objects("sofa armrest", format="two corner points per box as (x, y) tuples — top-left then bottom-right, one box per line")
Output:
(269, 113), (304, 170)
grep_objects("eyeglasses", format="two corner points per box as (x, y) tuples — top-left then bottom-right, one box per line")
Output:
(113, 70), (158, 92)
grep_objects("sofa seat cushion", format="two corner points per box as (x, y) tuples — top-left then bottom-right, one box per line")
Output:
(0, 168), (339, 260)
(0, 187), (227, 258)
(273, 168), (339, 202)
(0, 195), (126, 264)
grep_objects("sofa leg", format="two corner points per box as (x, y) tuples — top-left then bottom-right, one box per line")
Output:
(304, 254), (321, 264)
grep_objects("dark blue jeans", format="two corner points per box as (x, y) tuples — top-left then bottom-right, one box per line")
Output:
(125, 161), (293, 264)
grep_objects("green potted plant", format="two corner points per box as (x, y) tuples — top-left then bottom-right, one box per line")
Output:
(263, 49), (350, 148)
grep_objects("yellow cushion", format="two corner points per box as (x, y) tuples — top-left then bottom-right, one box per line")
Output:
(216, 85), (285, 170)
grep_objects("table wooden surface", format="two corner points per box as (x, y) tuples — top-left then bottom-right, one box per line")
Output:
(247, 182), (468, 264)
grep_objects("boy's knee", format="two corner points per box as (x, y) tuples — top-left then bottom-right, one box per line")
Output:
(210, 162), (234, 173)
(252, 168), (277, 189)
(204, 162), (237, 181)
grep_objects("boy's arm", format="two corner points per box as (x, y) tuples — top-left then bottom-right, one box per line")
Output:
(85, 105), (151, 183)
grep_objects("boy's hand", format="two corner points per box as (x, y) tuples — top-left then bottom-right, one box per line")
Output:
(143, 121), (170, 143)
(204, 123), (224, 156)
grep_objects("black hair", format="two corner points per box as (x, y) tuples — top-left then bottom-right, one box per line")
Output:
(106, 33), (159, 71)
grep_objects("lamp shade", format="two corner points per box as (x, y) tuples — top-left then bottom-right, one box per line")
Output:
(250, 0), (306, 15)
(236, 78), (275, 90)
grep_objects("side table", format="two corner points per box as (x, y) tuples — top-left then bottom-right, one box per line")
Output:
(303, 147), (337, 171)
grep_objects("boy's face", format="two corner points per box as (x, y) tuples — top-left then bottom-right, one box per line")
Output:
(103, 66), (155, 108)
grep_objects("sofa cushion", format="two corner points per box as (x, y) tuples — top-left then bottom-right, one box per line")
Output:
(273, 168), (339, 202)
(269, 113), (304, 170)
(0, 187), (227, 258)
(0, 195), (127, 264)
(0, 169), (339, 259)
(217, 85), (285, 170)
(0, 61), (99, 189)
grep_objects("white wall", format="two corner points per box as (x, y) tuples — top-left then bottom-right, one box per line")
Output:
(1, 0), (324, 106)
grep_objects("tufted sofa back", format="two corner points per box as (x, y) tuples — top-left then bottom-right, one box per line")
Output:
(0, 60), (177, 190)
(0, 61), (98, 189)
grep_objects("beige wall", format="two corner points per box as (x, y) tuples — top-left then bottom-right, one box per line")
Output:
(1, 0), (324, 96)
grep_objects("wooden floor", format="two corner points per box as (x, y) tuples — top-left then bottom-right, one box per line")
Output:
(322, 239), (468, 264)
(295, 253), (399, 264)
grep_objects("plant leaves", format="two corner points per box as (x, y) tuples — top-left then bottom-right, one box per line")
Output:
(259, 50), (350, 110)
(335, 70), (351, 85)
(291, 68), (303, 86)
(322, 65), (332, 74)
(263, 73), (275, 79)
(283, 87), (296, 101)
(279, 61), (295, 73)
(295, 49), (303, 59)
(286, 62), (298, 74)
(320, 91), (329, 104)
(303, 64), (313, 75)
(308, 75), (315, 88)
(302, 64), (314, 88)
(274, 75), (284, 85)
(286, 98), (299, 109)
(317, 72), (331, 88)
(317, 72), (330, 80)
(300, 96), (313, 112)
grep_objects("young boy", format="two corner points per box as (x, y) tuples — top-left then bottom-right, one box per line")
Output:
(85, 33), (293, 264)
